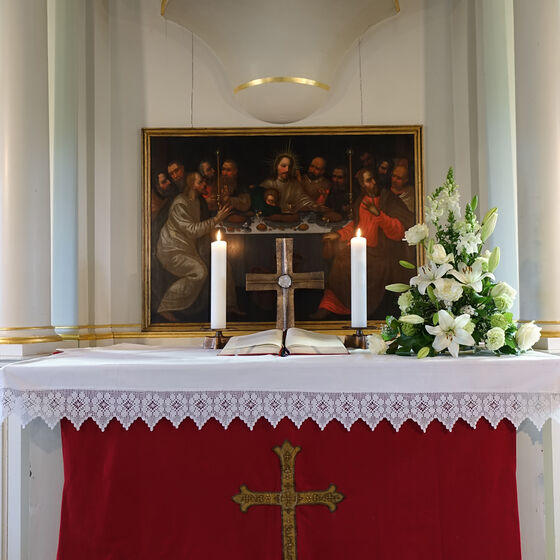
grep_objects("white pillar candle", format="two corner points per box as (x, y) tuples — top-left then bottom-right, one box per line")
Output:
(210, 230), (227, 330)
(351, 228), (367, 328)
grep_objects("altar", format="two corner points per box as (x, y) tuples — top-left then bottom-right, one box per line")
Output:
(2, 345), (560, 559)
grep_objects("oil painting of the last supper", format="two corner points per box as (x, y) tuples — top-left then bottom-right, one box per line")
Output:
(143, 126), (423, 330)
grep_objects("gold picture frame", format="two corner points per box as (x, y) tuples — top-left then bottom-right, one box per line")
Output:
(142, 125), (424, 333)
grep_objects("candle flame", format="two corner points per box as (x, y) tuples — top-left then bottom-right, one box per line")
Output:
(356, 228), (362, 238)
(216, 229), (221, 241)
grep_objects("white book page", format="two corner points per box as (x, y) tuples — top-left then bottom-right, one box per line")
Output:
(285, 328), (345, 350)
(223, 329), (283, 350)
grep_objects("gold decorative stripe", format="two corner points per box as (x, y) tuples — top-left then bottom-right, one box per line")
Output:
(394, 0), (400, 12)
(55, 324), (142, 330)
(234, 77), (330, 94)
(0, 326), (54, 331)
(160, 0), (168, 16)
(539, 331), (560, 338)
(0, 336), (62, 344)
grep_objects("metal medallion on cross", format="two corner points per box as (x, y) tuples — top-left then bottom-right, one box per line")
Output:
(245, 238), (324, 330)
(232, 441), (344, 560)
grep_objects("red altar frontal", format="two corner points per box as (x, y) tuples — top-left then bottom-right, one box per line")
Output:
(58, 417), (520, 560)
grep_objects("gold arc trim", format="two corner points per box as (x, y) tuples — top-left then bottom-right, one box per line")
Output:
(394, 0), (400, 13)
(234, 77), (330, 94)
(160, 0), (168, 16)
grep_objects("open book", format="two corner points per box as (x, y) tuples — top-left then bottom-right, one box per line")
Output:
(219, 327), (348, 356)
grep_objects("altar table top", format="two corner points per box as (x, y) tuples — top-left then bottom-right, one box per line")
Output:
(2, 343), (560, 431)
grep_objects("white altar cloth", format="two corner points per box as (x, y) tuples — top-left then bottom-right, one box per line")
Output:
(1, 343), (560, 431)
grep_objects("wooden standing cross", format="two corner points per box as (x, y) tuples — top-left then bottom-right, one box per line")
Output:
(233, 441), (344, 560)
(245, 238), (324, 330)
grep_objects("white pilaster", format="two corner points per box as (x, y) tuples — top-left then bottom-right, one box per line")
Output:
(514, 0), (560, 341)
(50, 0), (80, 332)
(475, 0), (520, 318)
(0, 0), (61, 357)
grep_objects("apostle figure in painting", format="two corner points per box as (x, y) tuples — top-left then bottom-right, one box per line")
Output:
(354, 151), (375, 181)
(325, 165), (350, 215)
(260, 153), (316, 213)
(220, 159), (251, 213)
(167, 160), (187, 193)
(151, 171), (177, 218)
(390, 164), (415, 213)
(302, 156), (331, 204)
(198, 158), (218, 213)
(374, 156), (393, 189)
(156, 171), (231, 321)
(310, 168), (415, 320)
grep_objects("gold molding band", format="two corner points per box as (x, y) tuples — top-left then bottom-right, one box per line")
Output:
(160, 0), (168, 16)
(55, 324), (142, 330)
(394, 0), (400, 12)
(0, 336), (62, 345)
(0, 326), (54, 331)
(234, 77), (330, 94)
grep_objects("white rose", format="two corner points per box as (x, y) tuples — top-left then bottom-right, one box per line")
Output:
(368, 334), (387, 355)
(515, 321), (541, 351)
(491, 282), (517, 300)
(433, 278), (463, 304)
(403, 223), (429, 246)
(486, 327), (505, 351)
(429, 243), (453, 265)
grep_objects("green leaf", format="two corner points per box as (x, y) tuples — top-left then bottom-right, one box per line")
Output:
(470, 195), (478, 212)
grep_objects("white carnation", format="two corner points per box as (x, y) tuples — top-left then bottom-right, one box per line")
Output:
(486, 327), (505, 351)
(368, 334), (387, 355)
(398, 291), (414, 313)
(515, 321), (541, 351)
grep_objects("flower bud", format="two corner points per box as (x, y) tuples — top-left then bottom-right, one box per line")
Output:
(470, 195), (478, 212)
(399, 260), (416, 270)
(417, 346), (431, 359)
(481, 208), (498, 242)
(488, 247), (500, 273)
(399, 314), (425, 324)
(385, 283), (411, 293)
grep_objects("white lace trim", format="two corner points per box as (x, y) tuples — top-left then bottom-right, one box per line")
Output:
(3, 388), (560, 432)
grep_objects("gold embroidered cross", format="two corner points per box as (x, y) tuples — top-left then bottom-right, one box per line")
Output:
(232, 441), (344, 560)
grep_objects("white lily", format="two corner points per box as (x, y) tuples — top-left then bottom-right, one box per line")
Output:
(425, 310), (475, 358)
(449, 261), (495, 293)
(410, 262), (453, 295)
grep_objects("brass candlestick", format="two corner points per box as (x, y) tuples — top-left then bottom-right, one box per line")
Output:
(203, 330), (229, 350)
(343, 327), (368, 349)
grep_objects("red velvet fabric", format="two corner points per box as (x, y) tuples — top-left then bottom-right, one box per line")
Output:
(58, 417), (521, 560)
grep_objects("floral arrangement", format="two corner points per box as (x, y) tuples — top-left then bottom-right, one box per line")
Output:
(369, 168), (541, 358)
